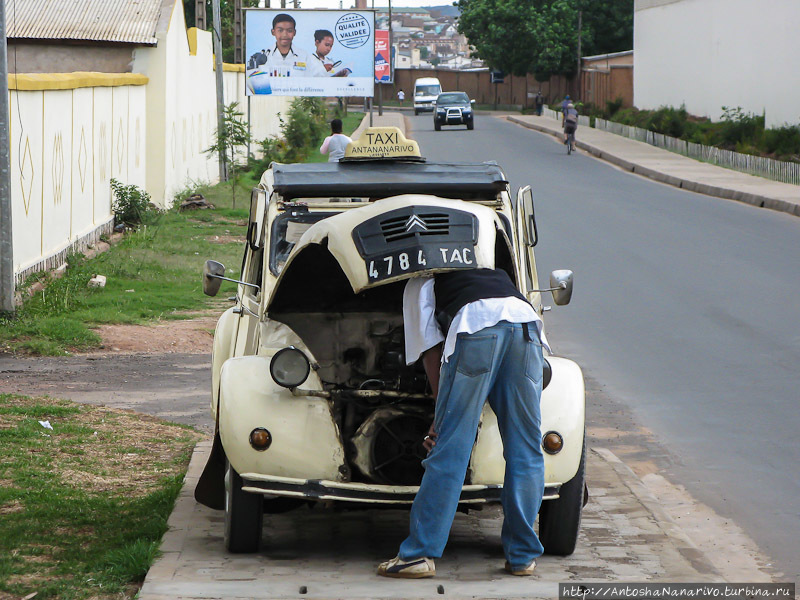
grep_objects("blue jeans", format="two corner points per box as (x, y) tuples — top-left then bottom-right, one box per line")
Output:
(398, 321), (545, 570)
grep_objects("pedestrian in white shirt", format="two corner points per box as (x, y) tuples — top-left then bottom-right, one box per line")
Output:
(319, 119), (352, 162)
(397, 89), (405, 105)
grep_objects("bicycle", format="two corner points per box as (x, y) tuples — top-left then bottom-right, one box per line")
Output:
(566, 130), (576, 155)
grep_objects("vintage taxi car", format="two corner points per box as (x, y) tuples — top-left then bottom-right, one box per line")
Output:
(196, 128), (586, 557)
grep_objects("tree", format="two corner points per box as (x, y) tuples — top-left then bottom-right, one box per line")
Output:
(205, 102), (252, 208)
(579, 0), (634, 57)
(456, 0), (632, 80)
(184, 0), (260, 63)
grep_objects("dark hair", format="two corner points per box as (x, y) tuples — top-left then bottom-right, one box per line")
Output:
(272, 13), (295, 29)
(331, 118), (343, 134)
(314, 29), (334, 43)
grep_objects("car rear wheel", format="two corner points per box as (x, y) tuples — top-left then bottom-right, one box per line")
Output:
(434, 121), (441, 131)
(224, 459), (263, 553)
(538, 435), (585, 556)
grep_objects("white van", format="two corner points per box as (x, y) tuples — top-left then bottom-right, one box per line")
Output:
(413, 77), (442, 115)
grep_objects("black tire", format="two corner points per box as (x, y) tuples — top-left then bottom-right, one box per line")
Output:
(434, 121), (441, 131)
(567, 140), (572, 155)
(414, 109), (419, 116)
(467, 120), (474, 130)
(538, 436), (586, 556)
(224, 459), (263, 553)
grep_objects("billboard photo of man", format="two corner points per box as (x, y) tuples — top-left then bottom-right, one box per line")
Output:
(245, 9), (375, 97)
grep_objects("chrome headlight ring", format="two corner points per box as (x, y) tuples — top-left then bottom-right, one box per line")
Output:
(270, 346), (311, 388)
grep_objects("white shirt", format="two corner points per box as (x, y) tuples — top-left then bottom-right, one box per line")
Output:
(403, 276), (550, 364)
(320, 133), (352, 162)
(263, 45), (326, 77)
(398, 91), (405, 101)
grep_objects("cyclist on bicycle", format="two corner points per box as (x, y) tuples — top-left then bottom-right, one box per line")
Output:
(563, 103), (578, 149)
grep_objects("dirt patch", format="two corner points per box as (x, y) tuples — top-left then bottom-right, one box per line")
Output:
(0, 499), (24, 514)
(207, 234), (245, 244)
(89, 317), (217, 354)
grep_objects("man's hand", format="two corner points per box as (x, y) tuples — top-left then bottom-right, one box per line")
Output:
(423, 423), (437, 453)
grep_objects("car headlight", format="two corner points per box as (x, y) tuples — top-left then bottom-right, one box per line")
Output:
(270, 347), (310, 388)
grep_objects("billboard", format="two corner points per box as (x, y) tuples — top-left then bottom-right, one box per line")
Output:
(245, 9), (375, 97)
(375, 30), (391, 83)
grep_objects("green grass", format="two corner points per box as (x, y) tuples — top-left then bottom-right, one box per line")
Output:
(0, 110), (365, 356)
(304, 111), (365, 163)
(0, 181), (252, 355)
(0, 393), (203, 600)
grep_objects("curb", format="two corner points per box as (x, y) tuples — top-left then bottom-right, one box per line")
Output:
(507, 116), (800, 219)
(591, 448), (719, 578)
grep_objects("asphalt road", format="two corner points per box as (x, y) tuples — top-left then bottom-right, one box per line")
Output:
(409, 112), (800, 581)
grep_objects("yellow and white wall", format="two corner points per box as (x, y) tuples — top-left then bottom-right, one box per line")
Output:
(9, 73), (147, 282)
(8, 0), (291, 282)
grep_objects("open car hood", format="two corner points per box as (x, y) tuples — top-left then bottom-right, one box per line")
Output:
(266, 195), (501, 313)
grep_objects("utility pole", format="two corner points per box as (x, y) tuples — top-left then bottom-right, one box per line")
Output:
(388, 0), (393, 112)
(211, 0), (227, 182)
(576, 10), (582, 101)
(195, 0), (206, 30)
(0, 0), (15, 313)
(234, 0), (243, 65)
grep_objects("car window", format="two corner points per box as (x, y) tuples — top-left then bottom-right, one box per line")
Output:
(437, 93), (469, 104)
(415, 85), (441, 96)
(269, 211), (338, 275)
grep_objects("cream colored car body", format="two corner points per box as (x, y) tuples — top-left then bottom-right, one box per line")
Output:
(206, 174), (584, 503)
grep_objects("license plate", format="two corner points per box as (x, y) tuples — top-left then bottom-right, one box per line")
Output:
(366, 243), (477, 282)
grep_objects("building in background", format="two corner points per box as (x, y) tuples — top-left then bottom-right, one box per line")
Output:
(375, 6), (483, 70)
(634, 0), (799, 127)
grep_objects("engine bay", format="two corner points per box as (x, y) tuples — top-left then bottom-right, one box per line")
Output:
(275, 312), (434, 486)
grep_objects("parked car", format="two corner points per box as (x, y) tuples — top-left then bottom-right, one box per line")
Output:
(195, 127), (587, 557)
(413, 77), (442, 115)
(434, 91), (475, 131)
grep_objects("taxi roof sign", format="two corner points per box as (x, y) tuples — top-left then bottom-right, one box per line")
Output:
(343, 127), (424, 162)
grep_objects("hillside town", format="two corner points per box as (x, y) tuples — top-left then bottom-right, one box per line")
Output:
(374, 5), (484, 70)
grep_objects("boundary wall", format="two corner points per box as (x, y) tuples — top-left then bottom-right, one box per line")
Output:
(7, 5), (291, 284)
(634, 0), (800, 128)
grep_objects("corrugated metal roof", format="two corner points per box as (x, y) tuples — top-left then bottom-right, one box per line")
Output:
(4, 0), (166, 45)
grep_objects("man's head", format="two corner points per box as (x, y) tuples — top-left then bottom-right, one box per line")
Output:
(565, 95), (570, 100)
(331, 118), (343, 134)
(314, 29), (334, 57)
(271, 14), (296, 54)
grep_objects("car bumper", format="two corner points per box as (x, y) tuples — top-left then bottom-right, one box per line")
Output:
(414, 103), (435, 112)
(241, 473), (561, 504)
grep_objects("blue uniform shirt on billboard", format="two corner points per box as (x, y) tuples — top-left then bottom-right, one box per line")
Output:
(245, 9), (375, 97)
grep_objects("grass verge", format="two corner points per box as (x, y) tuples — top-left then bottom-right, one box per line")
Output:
(0, 181), (252, 356)
(0, 110), (365, 357)
(0, 393), (204, 600)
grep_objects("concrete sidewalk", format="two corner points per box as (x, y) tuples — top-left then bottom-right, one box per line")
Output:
(508, 115), (800, 219)
(137, 442), (735, 600)
(351, 111), (407, 140)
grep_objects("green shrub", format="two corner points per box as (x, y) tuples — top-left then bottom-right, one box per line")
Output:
(604, 97), (624, 119)
(247, 136), (288, 174)
(110, 179), (158, 226)
(763, 125), (800, 159)
(281, 97), (328, 162)
(716, 106), (764, 149)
